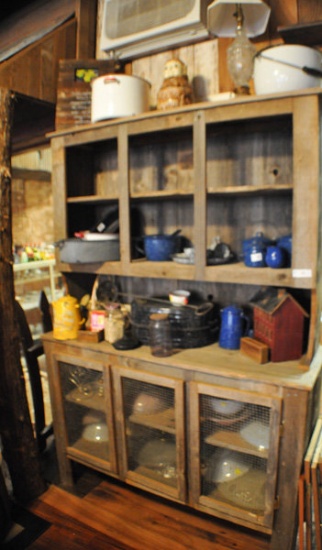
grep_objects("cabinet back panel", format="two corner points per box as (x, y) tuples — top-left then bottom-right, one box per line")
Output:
(66, 145), (95, 197)
(66, 140), (118, 198)
(206, 195), (292, 254)
(132, 200), (194, 242)
(67, 203), (119, 236)
(129, 131), (193, 194)
(94, 141), (118, 197)
(115, 277), (262, 309)
(206, 117), (292, 189)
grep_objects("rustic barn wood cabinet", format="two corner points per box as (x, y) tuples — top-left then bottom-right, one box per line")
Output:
(47, 89), (322, 549)
(43, 335), (322, 549)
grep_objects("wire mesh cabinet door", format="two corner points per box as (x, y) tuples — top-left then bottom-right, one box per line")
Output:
(112, 365), (186, 503)
(189, 381), (282, 533)
(49, 352), (118, 484)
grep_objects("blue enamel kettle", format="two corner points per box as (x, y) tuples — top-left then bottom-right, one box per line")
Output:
(219, 305), (250, 350)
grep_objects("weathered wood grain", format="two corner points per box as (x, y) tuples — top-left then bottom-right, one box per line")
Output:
(28, 482), (270, 549)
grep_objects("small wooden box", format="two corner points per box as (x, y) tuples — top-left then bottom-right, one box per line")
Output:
(240, 337), (269, 364)
(55, 59), (123, 130)
(77, 329), (104, 343)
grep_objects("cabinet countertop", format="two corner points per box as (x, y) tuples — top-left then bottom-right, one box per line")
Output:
(48, 87), (322, 139)
(42, 333), (321, 392)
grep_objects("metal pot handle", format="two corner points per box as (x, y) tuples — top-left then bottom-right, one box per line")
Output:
(54, 239), (65, 249)
(195, 302), (214, 316)
(255, 50), (322, 78)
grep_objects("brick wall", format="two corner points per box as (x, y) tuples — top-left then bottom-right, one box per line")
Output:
(12, 178), (54, 246)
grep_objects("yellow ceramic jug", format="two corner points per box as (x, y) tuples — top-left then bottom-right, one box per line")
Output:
(52, 295), (83, 340)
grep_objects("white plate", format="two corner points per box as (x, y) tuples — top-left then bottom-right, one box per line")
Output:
(171, 253), (194, 264)
(83, 233), (119, 241)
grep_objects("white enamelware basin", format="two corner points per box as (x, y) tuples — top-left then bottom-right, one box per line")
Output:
(91, 74), (150, 122)
(254, 44), (322, 95)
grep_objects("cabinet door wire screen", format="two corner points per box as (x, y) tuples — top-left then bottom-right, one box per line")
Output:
(200, 394), (271, 513)
(122, 377), (177, 486)
(59, 362), (110, 460)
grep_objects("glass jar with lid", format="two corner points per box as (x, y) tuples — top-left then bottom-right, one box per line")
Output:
(104, 303), (124, 344)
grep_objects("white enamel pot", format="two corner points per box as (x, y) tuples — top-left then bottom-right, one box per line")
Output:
(253, 44), (322, 95)
(91, 74), (150, 122)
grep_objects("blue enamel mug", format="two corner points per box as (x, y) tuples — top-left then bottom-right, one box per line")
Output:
(219, 305), (250, 350)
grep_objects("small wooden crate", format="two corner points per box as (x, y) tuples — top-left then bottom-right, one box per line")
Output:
(77, 329), (104, 343)
(55, 59), (123, 130)
(240, 337), (269, 364)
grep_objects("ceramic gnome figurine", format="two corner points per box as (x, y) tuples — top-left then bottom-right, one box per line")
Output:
(157, 58), (193, 110)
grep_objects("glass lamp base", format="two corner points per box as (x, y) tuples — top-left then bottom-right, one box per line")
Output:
(227, 26), (256, 95)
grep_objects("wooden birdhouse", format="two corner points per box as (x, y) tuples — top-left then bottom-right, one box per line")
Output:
(251, 288), (308, 362)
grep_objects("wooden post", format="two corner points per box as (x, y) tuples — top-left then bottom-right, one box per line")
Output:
(0, 88), (46, 503)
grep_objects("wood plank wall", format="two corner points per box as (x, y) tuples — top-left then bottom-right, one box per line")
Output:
(96, 0), (322, 102)
(1, 0), (322, 105)
(0, 0), (97, 104)
(0, 19), (77, 104)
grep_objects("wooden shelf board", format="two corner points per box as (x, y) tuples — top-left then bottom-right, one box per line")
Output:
(67, 195), (118, 204)
(207, 184), (293, 195)
(128, 408), (176, 434)
(132, 465), (178, 489)
(204, 429), (269, 459)
(66, 387), (106, 411)
(57, 259), (312, 289)
(130, 190), (193, 200)
(66, 187), (292, 203)
(67, 439), (110, 462)
(48, 88), (322, 140)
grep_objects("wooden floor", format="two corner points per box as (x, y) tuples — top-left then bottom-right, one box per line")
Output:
(26, 476), (271, 549)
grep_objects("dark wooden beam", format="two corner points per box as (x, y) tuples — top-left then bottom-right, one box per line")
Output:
(11, 92), (55, 153)
(0, 87), (46, 503)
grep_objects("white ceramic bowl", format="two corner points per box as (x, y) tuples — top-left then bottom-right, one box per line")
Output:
(82, 423), (109, 443)
(254, 44), (322, 95)
(132, 392), (166, 415)
(138, 438), (176, 471)
(207, 449), (250, 484)
(209, 397), (244, 417)
(169, 290), (191, 306)
(183, 247), (195, 259)
(240, 420), (270, 450)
